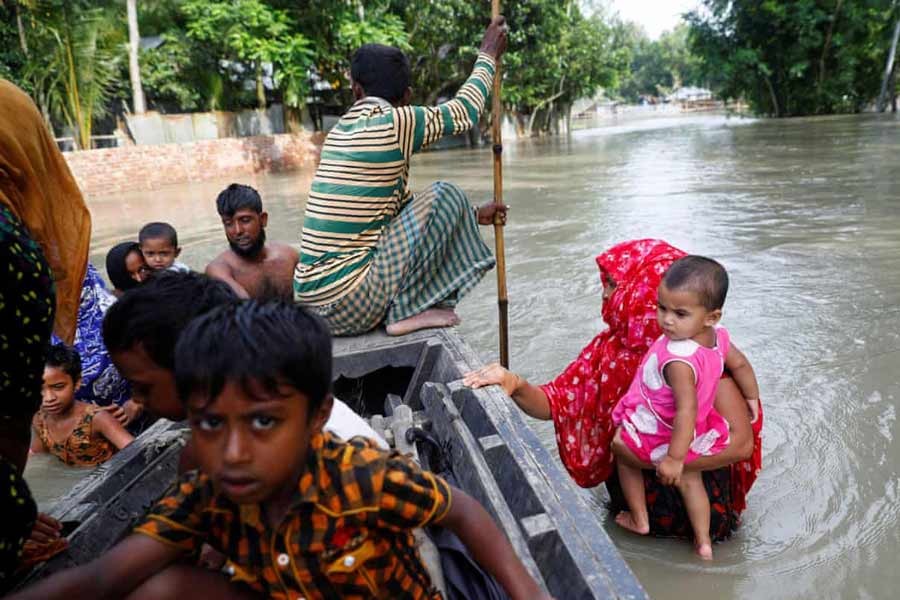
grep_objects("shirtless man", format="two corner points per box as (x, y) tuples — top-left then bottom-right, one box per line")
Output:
(205, 183), (298, 300)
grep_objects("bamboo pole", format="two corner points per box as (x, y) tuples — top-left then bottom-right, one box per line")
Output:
(491, 0), (509, 368)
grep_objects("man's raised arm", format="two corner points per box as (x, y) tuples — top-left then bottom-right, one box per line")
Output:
(395, 16), (508, 157)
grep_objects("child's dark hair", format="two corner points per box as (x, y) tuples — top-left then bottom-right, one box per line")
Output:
(351, 44), (411, 103)
(662, 255), (729, 311)
(174, 301), (332, 418)
(139, 222), (178, 247)
(45, 343), (82, 382)
(216, 183), (262, 217)
(103, 271), (237, 370)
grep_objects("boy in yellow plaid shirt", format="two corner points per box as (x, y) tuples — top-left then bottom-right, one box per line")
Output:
(12, 302), (547, 600)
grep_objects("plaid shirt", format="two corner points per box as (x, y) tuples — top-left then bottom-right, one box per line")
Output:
(135, 432), (452, 599)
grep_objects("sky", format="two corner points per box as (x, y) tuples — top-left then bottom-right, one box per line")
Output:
(606, 0), (699, 39)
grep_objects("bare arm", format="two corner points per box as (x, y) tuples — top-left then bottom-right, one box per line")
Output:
(8, 534), (181, 600)
(395, 18), (506, 156)
(436, 487), (549, 600)
(463, 363), (551, 420)
(29, 422), (46, 454)
(93, 409), (135, 450)
(686, 375), (753, 470)
(724, 343), (760, 420)
(657, 362), (697, 485)
(205, 260), (250, 299)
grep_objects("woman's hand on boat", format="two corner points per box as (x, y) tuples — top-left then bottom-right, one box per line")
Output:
(463, 363), (520, 396)
(29, 513), (62, 544)
(477, 202), (508, 226)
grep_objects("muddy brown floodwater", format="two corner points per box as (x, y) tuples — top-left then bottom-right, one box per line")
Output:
(31, 112), (900, 599)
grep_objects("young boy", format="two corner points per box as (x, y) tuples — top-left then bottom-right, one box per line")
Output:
(31, 344), (133, 466)
(138, 222), (190, 273)
(102, 271), (387, 444)
(12, 302), (548, 599)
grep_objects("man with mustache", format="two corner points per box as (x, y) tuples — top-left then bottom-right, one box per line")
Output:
(206, 183), (299, 300)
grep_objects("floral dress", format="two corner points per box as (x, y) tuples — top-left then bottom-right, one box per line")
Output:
(34, 404), (116, 467)
(51, 264), (131, 407)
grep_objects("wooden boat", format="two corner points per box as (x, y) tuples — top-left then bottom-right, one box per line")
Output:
(19, 328), (648, 599)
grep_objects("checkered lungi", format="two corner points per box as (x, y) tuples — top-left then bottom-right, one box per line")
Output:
(309, 181), (495, 336)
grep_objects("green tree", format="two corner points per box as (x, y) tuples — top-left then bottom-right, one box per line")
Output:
(618, 23), (705, 102)
(687, 0), (899, 116)
(274, 0), (411, 107)
(181, 0), (314, 109)
(385, 0), (483, 105)
(15, 0), (124, 147)
(501, 0), (627, 135)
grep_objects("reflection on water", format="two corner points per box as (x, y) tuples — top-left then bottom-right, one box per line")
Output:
(71, 112), (899, 599)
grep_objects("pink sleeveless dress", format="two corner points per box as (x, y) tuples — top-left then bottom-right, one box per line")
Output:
(612, 326), (731, 465)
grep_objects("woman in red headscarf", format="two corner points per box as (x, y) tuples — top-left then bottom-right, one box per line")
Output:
(465, 239), (763, 540)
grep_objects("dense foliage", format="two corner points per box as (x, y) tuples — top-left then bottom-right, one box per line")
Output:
(2, 0), (897, 141)
(618, 23), (705, 102)
(2, 0), (634, 138)
(686, 0), (900, 116)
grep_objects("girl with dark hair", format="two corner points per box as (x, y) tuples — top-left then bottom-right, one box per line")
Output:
(105, 241), (150, 296)
(31, 344), (133, 467)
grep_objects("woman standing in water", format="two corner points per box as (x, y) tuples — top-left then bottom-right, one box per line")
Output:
(0, 80), (92, 589)
(465, 239), (763, 540)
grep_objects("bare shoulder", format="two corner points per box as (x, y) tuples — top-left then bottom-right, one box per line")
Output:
(267, 242), (299, 262)
(206, 251), (235, 273)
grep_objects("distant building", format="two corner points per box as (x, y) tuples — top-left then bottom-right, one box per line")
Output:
(668, 86), (714, 103)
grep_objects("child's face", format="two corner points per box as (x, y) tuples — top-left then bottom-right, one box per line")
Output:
(110, 345), (184, 420)
(125, 250), (151, 283)
(140, 237), (180, 270)
(656, 283), (721, 341)
(187, 379), (332, 506)
(41, 366), (79, 415)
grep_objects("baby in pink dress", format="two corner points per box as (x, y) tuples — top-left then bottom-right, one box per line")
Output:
(611, 256), (760, 560)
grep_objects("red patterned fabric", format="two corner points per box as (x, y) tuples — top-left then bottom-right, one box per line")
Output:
(541, 239), (685, 487)
(732, 405), (763, 513)
(540, 238), (762, 517)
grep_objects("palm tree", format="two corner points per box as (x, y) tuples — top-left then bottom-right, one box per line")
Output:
(21, 0), (122, 149)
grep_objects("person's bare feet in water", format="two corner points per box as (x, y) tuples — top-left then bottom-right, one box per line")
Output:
(614, 511), (650, 535)
(695, 542), (713, 560)
(386, 308), (461, 336)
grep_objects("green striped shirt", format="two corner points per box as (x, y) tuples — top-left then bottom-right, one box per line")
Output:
(295, 53), (496, 305)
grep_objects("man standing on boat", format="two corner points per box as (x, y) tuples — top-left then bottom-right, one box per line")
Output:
(294, 17), (509, 336)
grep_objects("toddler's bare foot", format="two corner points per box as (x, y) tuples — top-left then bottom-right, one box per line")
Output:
(614, 511), (649, 535)
(386, 308), (460, 336)
(695, 542), (713, 560)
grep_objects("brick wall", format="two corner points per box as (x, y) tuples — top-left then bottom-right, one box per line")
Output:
(64, 132), (325, 196)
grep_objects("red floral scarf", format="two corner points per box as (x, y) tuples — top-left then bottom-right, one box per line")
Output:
(540, 239), (762, 512)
